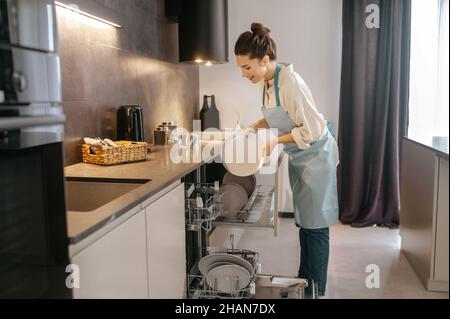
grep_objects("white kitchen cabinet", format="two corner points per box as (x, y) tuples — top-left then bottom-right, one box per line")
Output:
(71, 210), (148, 299)
(145, 182), (186, 299)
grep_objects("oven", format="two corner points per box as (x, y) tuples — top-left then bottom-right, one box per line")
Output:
(1, 0), (71, 298)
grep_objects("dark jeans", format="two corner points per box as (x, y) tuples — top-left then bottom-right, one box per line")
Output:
(298, 227), (330, 297)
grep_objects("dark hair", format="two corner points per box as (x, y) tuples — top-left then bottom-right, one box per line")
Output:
(234, 23), (277, 60)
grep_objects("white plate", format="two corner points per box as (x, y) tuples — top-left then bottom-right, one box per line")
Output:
(198, 253), (253, 275)
(206, 264), (251, 293)
(223, 172), (256, 197)
(219, 183), (248, 211)
(221, 134), (266, 177)
(205, 262), (232, 274)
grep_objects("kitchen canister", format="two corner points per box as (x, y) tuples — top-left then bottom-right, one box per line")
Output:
(153, 127), (168, 145)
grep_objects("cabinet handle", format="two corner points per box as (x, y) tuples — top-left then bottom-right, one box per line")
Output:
(11, 71), (27, 92)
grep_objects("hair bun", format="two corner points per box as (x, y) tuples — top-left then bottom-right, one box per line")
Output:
(251, 22), (270, 38)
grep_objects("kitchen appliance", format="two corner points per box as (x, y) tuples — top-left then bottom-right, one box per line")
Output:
(0, 0), (71, 298)
(184, 165), (306, 299)
(117, 105), (145, 142)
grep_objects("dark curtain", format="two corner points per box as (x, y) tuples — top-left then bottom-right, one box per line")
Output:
(338, 0), (411, 227)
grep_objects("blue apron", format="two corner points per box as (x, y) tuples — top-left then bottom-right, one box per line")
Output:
(261, 64), (339, 229)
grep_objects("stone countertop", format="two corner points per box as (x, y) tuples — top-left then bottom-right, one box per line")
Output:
(65, 142), (222, 244)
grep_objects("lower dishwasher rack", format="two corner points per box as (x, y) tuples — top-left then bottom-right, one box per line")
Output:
(187, 248), (308, 299)
(187, 248), (260, 299)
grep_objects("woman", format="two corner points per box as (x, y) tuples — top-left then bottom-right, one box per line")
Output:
(235, 23), (339, 297)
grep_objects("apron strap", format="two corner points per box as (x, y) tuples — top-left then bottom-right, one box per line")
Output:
(263, 64), (282, 107)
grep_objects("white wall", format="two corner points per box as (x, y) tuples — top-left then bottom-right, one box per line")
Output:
(201, 0), (343, 211)
(199, 0), (343, 133)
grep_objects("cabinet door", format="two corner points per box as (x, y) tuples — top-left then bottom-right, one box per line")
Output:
(434, 159), (449, 282)
(71, 210), (148, 299)
(146, 183), (186, 298)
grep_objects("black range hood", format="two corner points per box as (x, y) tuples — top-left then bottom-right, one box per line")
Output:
(166, 0), (228, 65)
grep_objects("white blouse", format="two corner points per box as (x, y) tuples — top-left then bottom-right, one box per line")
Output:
(262, 63), (327, 150)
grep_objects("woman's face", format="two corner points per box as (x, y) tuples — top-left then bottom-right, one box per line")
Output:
(236, 55), (269, 84)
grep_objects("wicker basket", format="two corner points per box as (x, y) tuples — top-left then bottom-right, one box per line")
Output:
(82, 141), (148, 166)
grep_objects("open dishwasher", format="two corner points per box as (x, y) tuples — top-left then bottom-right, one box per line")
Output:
(183, 163), (308, 299)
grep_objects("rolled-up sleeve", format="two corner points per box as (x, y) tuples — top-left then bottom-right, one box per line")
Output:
(280, 72), (326, 150)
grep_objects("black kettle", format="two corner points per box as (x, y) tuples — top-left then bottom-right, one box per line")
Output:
(117, 105), (145, 141)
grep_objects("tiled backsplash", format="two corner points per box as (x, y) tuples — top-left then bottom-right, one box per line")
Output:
(57, 0), (199, 166)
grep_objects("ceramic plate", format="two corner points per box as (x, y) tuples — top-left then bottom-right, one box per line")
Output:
(198, 253), (253, 275)
(223, 172), (256, 197)
(219, 183), (248, 211)
(205, 262), (232, 274)
(221, 134), (266, 177)
(206, 264), (251, 293)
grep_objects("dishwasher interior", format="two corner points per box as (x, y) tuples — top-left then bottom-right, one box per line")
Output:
(183, 162), (308, 299)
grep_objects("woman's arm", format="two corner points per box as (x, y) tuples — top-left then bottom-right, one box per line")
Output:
(247, 118), (270, 130)
(264, 133), (295, 156)
(277, 133), (295, 144)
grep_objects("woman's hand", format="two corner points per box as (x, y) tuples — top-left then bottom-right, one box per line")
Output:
(243, 126), (253, 136)
(264, 138), (278, 157)
(264, 133), (295, 156)
(244, 119), (270, 135)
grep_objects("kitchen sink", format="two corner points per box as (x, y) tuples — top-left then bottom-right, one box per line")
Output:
(65, 177), (151, 212)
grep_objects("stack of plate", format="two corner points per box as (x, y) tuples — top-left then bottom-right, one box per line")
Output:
(223, 172), (256, 197)
(199, 253), (253, 293)
(218, 172), (256, 212)
(218, 183), (248, 212)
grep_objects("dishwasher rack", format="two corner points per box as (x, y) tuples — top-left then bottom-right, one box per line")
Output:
(185, 181), (276, 230)
(187, 248), (260, 299)
(184, 164), (301, 299)
(185, 182), (223, 231)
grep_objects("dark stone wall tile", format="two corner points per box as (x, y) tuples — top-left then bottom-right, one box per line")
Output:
(59, 41), (93, 101)
(94, 0), (129, 13)
(57, 0), (198, 165)
(63, 100), (98, 166)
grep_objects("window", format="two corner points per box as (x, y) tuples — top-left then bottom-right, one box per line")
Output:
(408, 0), (449, 148)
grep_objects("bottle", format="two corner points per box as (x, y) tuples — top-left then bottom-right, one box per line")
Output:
(208, 95), (220, 129)
(200, 95), (210, 131)
(200, 95), (220, 131)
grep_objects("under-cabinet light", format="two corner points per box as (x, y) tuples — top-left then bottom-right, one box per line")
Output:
(55, 1), (123, 28)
